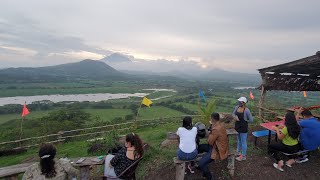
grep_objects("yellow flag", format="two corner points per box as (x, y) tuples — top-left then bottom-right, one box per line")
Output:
(142, 97), (152, 107)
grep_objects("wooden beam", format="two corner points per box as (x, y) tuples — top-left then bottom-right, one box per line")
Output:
(258, 85), (266, 119)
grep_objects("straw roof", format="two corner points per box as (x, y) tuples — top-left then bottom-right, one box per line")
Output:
(258, 51), (320, 91)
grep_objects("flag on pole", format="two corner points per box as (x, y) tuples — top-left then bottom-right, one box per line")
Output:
(22, 102), (30, 117)
(199, 90), (206, 101)
(141, 97), (152, 107)
(303, 91), (307, 98)
(250, 91), (254, 100)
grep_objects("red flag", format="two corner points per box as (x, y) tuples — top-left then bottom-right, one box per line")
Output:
(250, 91), (254, 100)
(303, 91), (307, 98)
(22, 102), (30, 117)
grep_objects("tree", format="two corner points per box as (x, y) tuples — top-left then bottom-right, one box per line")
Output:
(198, 99), (217, 125)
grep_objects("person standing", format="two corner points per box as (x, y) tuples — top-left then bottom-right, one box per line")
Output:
(232, 97), (253, 161)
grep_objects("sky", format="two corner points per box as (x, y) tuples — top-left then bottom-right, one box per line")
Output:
(0, 0), (319, 73)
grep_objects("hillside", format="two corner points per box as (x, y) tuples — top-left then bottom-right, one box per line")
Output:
(0, 60), (125, 82)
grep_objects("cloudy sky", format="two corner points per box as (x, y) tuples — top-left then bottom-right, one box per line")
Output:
(0, 0), (319, 73)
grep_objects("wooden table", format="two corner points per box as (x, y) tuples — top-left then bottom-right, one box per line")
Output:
(71, 156), (105, 180)
(260, 120), (285, 144)
(0, 162), (34, 180)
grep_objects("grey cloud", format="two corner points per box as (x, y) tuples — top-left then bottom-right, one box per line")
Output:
(0, 0), (319, 72)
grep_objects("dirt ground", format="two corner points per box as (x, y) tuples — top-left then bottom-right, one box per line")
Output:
(145, 132), (320, 180)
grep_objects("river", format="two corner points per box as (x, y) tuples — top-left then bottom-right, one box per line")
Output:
(0, 89), (176, 106)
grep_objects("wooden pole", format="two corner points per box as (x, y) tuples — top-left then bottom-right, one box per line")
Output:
(259, 85), (266, 119)
(19, 117), (24, 147)
(134, 103), (143, 130)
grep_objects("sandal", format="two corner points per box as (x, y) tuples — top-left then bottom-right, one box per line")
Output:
(285, 163), (292, 168)
(188, 164), (195, 174)
(273, 163), (284, 172)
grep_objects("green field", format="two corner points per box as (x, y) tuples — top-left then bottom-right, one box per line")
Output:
(174, 102), (199, 111)
(0, 110), (51, 125)
(0, 123), (181, 180)
(138, 106), (184, 119)
(84, 108), (133, 123)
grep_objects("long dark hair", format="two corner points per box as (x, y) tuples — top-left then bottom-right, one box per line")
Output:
(285, 112), (301, 139)
(126, 133), (144, 159)
(39, 143), (57, 178)
(182, 116), (193, 130)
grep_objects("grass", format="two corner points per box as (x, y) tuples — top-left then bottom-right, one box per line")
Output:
(138, 106), (184, 119)
(84, 108), (133, 123)
(174, 102), (199, 111)
(0, 122), (181, 180)
(0, 110), (52, 125)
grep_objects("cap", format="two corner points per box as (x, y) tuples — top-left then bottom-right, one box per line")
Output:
(237, 97), (248, 103)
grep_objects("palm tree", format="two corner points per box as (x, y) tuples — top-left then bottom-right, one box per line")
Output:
(198, 99), (216, 125)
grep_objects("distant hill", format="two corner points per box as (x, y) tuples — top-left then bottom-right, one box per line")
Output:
(166, 68), (261, 83)
(0, 60), (125, 83)
(100, 52), (260, 83)
(101, 53), (132, 64)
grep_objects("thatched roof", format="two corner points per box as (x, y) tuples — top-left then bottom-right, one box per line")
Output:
(258, 51), (320, 91)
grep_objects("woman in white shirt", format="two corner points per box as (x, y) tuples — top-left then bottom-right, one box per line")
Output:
(176, 116), (198, 173)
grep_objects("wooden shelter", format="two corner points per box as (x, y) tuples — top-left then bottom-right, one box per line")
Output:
(257, 51), (320, 118)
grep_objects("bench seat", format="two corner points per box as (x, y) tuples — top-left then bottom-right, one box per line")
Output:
(252, 130), (276, 146)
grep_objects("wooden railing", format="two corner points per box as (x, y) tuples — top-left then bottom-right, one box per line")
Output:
(0, 115), (204, 150)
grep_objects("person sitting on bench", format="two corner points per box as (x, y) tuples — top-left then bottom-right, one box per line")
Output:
(198, 113), (228, 180)
(268, 112), (301, 171)
(104, 133), (144, 179)
(294, 108), (320, 163)
(296, 108), (320, 151)
(23, 143), (78, 180)
(176, 116), (198, 173)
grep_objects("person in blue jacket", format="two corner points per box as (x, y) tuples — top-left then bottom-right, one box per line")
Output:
(296, 108), (320, 150)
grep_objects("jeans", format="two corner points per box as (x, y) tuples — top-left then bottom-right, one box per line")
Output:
(177, 149), (198, 160)
(268, 142), (300, 162)
(198, 145), (214, 180)
(237, 133), (247, 156)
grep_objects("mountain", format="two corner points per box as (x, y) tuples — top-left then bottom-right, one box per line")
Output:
(101, 53), (132, 64)
(0, 59), (125, 82)
(100, 53), (260, 83)
(166, 68), (261, 83)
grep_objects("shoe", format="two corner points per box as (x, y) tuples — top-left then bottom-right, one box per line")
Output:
(236, 152), (241, 157)
(285, 163), (292, 168)
(273, 163), (284, 172)
(296, 157), (309, 163)
(236, 155), (246, 161)
(188, 164), (195, 174)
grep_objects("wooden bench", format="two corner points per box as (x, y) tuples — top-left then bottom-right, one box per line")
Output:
(173, 129), (238, 180)
(0, 157), (105, 180)
(252, 130), (276, 146)
(0, 162), (34, 180)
